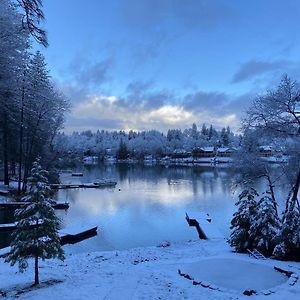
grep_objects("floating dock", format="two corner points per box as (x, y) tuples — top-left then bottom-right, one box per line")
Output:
(0, 190), (10, 196)
(60, 226), (98, 245)
(71, 173), (83, 177)
(50, 181), (117, 189)
(0, 201), (69, 210)
(0, 226), (98, 257)
(0, 220), (43, 233)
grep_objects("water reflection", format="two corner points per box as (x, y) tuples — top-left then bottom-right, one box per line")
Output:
(2, 164), (286, 253)
(55, 164), (237, 253)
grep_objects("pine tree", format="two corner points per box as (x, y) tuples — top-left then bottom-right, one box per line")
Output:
(116, 139), (128, 160)
(250, 194), (281, 255)
(273, 206), (300, 261)
(229, 188), (258, 252)
(5, 158), (64, 285)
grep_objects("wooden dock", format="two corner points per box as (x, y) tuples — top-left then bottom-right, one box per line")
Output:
(185, 213), (208, 240)
(0, 220), (43, 233)
(0, 190), (10, 196)
(0, 226), (98, 257)
(0, 201), (69, 210)
(50, 181), (117, 189)
(185, 212), (223, 240)
(60, 226), (98, 245)
(71, 173), (83, 177)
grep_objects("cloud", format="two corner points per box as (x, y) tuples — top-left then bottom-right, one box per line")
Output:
(68, 56), (114, 89)
(232, 59), (288, 83)
(183, 91), (229, 113)
(119, 80), (174, 111)
(60, 80), (252, 134)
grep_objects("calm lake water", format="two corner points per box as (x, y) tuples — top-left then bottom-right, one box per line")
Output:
(55, 163), (239, 253)
(1, 163), (288, 253)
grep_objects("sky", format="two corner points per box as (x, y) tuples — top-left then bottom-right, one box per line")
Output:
(39, 0), (300, 133)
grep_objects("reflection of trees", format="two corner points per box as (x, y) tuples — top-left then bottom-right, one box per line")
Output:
(81, 163), (235, 198)
(116, 163), (129, 182)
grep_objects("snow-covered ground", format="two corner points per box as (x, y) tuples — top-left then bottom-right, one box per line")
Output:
(1, 238), (299, 300)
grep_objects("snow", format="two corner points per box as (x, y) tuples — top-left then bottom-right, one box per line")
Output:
(1, 238), (300, 299)
(180, 258), (286, 291)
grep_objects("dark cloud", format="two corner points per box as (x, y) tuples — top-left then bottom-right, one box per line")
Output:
(182, 90), (255, 129)
(183, 91), (229, 113)
(232, 60), (288, 83)
(119, 80), (174, 110)
(68, 56), (114, 89)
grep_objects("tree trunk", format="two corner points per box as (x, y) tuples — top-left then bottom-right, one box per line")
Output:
(290, 169), (300, 210)
(266, 174), (278, 215)
(34, 251), (39, 285)
(18, 79), (25, 195)
(3, 114), (9, 186)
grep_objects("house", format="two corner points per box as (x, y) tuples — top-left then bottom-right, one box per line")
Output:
(216, 147), (236, 157)
(259, 145), (272, 157)
(192, 147), (215, 158)
(171, 149), (192, 159)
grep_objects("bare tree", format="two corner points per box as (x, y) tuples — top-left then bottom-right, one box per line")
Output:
(243, 75), (300, 212)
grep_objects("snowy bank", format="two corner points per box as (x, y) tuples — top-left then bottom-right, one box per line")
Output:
(1, 238), (300, 299)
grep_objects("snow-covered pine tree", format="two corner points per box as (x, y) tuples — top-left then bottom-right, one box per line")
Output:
(273, 205), (300, 261)
(229, 188), (258, 252)
(5, 158), (64, 285)
(250, 193), (281, 256)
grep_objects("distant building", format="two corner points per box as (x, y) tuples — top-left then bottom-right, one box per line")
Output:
(192, 147), (215, 158)
(216, 147), (236, 157)
(259, 145), (272, 157)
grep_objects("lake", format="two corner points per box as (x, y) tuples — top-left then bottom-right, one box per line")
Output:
(1, 163), (288, 253)
(55, 163), (239, 253)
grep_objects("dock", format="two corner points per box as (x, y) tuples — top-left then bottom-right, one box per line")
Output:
(185, 212), (223, 240)
(60, 226), (98, 245)
(0, 220), (43, 233)
(50, 181), (117, 189)
(0, 190), (10, 196)
(0, 201), (69, 210)
(71, 173), (83, 177)
(0, 226), (98, 257)
(185, 213), (208, 239)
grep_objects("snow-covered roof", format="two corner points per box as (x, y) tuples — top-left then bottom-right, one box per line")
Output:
(259, 145), (272, 151)
(200, 147), (214, 152)
(217, 147), (230, 153)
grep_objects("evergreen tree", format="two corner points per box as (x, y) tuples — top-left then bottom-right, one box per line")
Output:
(229, 188), (258, 252)
(273, 206), (300, 261)
(116, 139), (128, 160)
(250, 194), (281, 255)
(5, 158), (64, 285)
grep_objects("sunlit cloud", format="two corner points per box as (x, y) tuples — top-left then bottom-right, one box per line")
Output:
(65, 90), (242, 133)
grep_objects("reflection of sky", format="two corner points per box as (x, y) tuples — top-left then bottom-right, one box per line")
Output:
(55, 164), (290, 253)
(56, 165), (237, 252)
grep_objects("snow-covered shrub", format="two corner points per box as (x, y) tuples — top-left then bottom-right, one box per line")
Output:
(273, 208), (300, 261)
(250, 194), (281, 255)
(229, 188), (258, 252)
